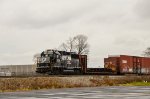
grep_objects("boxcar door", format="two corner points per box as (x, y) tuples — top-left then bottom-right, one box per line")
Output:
(133, 57), (142, 74)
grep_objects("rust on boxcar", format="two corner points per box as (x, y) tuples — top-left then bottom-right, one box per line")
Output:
(104, 57), (119, 72)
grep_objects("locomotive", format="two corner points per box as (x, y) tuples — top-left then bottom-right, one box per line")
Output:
(36, 49), (87, 74)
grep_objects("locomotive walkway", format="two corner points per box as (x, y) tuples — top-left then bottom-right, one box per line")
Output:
(0, 86), (150, 99)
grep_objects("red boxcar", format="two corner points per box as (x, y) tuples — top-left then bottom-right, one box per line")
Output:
(104, 55), (150, 74)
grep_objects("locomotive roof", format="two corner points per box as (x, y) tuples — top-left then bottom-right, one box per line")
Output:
(58, 51), (76, 55)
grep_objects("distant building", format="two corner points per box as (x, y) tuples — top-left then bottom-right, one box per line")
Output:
(0, 65), (36, 76)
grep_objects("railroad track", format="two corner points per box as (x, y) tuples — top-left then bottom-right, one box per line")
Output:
(0, 74), (145, 78)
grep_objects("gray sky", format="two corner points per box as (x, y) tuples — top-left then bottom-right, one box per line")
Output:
(0, 0), (150, 67)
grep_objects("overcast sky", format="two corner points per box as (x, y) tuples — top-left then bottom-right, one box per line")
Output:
(0, 0), (150, 67)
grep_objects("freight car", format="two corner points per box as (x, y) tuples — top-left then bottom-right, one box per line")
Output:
(104, 55), (150, 75)
(36, 49), (114, 75)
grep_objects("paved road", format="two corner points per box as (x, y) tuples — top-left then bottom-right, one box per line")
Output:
(0, 86), (150, 99)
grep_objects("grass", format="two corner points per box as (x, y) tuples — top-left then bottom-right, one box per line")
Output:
(0, 75), (150, 92)
(121, 82), (150, 86)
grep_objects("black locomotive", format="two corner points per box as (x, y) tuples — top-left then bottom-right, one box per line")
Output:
(36, 49), (87, 75)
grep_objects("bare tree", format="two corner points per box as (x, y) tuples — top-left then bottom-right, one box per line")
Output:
(59, 37), (75, 52)
(59, 34), (89, 55)
(143, 47), (150, 57)
(74, 34), (89, 55)
(59, 43), (68, 52)
(67, 37), (75, 52)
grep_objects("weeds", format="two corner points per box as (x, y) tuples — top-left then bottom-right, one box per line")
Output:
(0, 76), (150, 92)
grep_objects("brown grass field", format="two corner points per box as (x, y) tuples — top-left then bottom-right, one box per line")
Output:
(0, 76), (150, 92)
